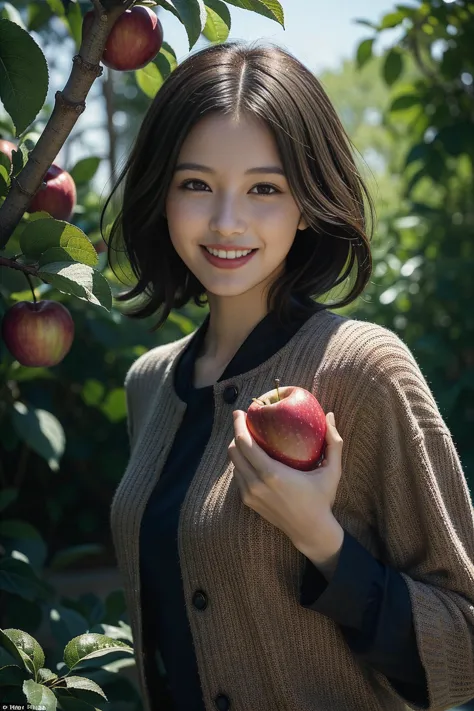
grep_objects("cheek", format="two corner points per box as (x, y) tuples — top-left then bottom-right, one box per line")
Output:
(167, 192), (208, 222)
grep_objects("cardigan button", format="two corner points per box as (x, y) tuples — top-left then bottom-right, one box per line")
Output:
(223, 385), (238, 404)
(192, 590), (208, 610)
(214, 694), (230, 710)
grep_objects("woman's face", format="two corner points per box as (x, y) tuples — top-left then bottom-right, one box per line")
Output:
(165, 112), (308, 301)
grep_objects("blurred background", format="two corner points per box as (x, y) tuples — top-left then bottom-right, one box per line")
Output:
(0, 0), (473, 709)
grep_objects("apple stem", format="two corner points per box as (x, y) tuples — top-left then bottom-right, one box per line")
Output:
(275, 378), (281, 402)
(25, 273), (37, 305)
(252, 397), (266, 406)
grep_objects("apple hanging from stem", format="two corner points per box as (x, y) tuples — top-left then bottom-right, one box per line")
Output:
(246, 378), (327, 472)
(2, 300), (75, 367)
(27, 163), (77, 222)
(82, 5), (164, 72)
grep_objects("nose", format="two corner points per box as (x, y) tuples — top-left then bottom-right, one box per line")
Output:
(209, 196), (247, 237)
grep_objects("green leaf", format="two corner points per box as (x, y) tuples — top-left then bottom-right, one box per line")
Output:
(27, 2), (54, 32)
(24, 209), (53, 223)
(0, 663), (28, 685)
(38, 246), (98, 268)
(20, 218), (98, 267)
(353, 18), (379, 30)
(135, 41), (177, 97)
(380, 10), (406, 28)
(202, 0), (231, 42)
(63, 634), (133, 671)
(0, 634), (24, 669)
(356, 38), (374, 69)
(49, 605), (90, 650)
(405, 167), (425, 195)
(89, 621), (132, 644)
(72, 593), (105, 629)
(0, 2), (27, 29)
(49, 544), (104, 571)
(159, 0), (207, 49)
(11, 401), (65, 471)
(383, 48), (404, 85)
(103, 590), (126, 624)
(0, 149), (11, 177)
(440, 46), (464, 80)
(11, 142), (29, 177)
(64, 675), (108, 700)
(62, 1), (84, 52)
(101, 388), (127, 423)
(0, 19), (49, 137)
(2, 629), (45, 676)
(0, 168), (8, 199)
(2, 536), (48, 576)
(435, 122), (473, 157)
(0, 519), (43, 540)
(405, 142), (429, 166)
(69, 157), (101, 186)
(38, 667), (59, 683)
(389, 94), (420, 112)
(135, 61), (164, 99)
(0, 557), (50, 601)
(0, 486), (18, 511)
(81, 379), (105, 407)
(18, 130), (40, 152)
(23, 679), (57, 710)
(46, 0), (65, 16)
(37, 262), (112, 311)
(394, 4), (418, 19)
(55, 696), (101, 711)
(224, 0), (284, 27)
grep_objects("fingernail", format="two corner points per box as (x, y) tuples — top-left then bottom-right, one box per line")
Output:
(328, 412), (335, 425)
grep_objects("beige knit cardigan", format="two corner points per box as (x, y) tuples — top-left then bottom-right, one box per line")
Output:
(110, 308), (474, 711)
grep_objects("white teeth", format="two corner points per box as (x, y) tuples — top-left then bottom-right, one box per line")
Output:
(205, 247), (253, 259)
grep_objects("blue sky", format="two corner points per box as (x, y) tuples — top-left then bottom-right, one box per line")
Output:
(166, 0), (403, 72)
(47, 0), (407, 195)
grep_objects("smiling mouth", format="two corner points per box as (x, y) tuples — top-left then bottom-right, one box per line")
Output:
(200, 246), (258, 259)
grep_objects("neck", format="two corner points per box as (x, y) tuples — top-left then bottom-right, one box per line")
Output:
(199, 290), (271, 365)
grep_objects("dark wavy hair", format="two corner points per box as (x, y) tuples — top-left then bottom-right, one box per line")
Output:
(101, 39), (375, 331)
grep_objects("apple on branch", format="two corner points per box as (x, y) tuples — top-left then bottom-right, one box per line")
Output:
(82, 5), (164, 72)
(0, 142), (76, 222)
(246, 378), (327, 472)
(2, 300), (75, 368)
(27, 163), (77, 222)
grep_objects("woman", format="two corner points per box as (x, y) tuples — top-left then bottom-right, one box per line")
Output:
(105, 40), (474, 711)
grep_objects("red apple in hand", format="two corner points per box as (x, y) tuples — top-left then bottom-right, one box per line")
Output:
(82, 6), (163, 72)
(2, 300), (75, 367)
(246, 378), (327, 472)
(28, 163), (77, 222)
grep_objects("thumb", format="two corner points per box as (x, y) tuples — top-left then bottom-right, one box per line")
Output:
(322, 412), (343, 468)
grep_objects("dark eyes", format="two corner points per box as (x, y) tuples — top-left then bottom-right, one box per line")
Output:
(179, 179), (280, 196)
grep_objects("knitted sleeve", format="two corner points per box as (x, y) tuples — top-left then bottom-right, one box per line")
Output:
(359, 328), (474, 711)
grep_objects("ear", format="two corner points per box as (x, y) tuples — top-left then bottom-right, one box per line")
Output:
(298, 214), (309, 231)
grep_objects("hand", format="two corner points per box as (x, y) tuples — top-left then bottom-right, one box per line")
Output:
(228, 410), (344, 567)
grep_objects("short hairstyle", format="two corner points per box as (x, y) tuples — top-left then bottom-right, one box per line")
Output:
(102, 39), (375, 331)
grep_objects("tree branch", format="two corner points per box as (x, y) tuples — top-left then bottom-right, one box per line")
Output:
(0, 0), (136, 249)
(0, 255), (39, 277)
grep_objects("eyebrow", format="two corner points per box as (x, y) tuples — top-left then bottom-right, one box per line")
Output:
(175, 162), (286, 176)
